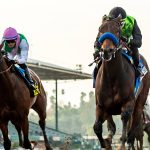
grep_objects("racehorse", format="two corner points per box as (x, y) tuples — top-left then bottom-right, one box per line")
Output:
(143, 110), (150, 146)
(0, 51), (52, 150)
(128, 109), (150, 150)
(93, 15), (150, 150)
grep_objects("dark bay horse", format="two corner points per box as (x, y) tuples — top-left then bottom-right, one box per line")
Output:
(93, 15), (150, 150)
(128, 109), (150, 150)
(0, 52), (52, 150)
(143, 110), (150, 146)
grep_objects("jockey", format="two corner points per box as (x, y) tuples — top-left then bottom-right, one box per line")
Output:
(1, 27), (35, 89)
(93, 7), (142, 87)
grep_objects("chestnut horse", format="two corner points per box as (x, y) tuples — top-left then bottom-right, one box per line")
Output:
(93, 15), (150, 150)
(0, 51), (52, 150)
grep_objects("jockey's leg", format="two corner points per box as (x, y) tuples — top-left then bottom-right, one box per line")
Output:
(93, 60), (102, 88)
(132, 47), (142, 77)
(19, 63), (35, 88)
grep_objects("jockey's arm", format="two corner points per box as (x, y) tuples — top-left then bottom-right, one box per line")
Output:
(17, 39), (29, 64)
(130, 19), (142, 48)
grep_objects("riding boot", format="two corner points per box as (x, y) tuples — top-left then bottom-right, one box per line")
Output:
(93, 60), (102, 88)
(93, 66), (98, 88)
(24, 67), (35, 89)
(132, 48), (142, 77)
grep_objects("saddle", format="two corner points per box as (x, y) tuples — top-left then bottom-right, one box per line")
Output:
(13, 64), (40, 97)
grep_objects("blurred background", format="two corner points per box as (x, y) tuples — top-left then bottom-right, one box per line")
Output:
(0, 0), (150, 149)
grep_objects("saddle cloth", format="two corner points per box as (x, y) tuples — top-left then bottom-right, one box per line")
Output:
(14, 64), (40, 97)
(122, 49), (148, 97)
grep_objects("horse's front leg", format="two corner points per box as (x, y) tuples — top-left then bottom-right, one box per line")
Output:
(107, 115), (116, 142)
(120, 99), (135, 149)
(0, 122), (11, 150)
(93, 105), (110, 148)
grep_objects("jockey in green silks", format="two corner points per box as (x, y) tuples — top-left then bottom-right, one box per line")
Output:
(93, 7), (142, 88)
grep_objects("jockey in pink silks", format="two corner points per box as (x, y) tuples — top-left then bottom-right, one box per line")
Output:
(1, 27), (35, 89)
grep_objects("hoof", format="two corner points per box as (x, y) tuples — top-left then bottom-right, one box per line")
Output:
(104, 138), (112, 149)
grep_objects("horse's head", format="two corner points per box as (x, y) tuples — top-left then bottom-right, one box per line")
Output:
(98, 15), (122, 61)
(0, 50), (14, 74)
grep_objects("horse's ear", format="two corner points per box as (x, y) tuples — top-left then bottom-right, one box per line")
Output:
(116, 14), (122, 21)
(114, 14), (122, 24)
(102, 14), (108, 23)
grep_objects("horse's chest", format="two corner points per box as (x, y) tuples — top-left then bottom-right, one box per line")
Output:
(101, 82), (128, 103)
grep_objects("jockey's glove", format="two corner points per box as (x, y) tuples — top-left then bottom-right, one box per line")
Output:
(121, 36), (128, 43)
(1, 50), (6, 55)
(10, 60), (18, 64)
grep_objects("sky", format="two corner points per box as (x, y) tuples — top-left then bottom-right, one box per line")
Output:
(1, 0), (150, 106)
(1, 0), (150, 73)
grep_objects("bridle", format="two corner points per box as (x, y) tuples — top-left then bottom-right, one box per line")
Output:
(98, 17), (123, 61)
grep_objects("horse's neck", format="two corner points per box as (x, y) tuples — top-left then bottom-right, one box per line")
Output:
(0, 58), (9, 71)
(0, 58), (14, 91)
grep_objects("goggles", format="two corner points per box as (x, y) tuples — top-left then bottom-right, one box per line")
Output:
(6, 40), (16, 44)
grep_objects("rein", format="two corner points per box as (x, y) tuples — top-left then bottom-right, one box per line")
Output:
(0, 64), (13, 75)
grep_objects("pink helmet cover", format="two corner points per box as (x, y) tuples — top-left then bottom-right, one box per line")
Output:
(3, 27), (18, 40)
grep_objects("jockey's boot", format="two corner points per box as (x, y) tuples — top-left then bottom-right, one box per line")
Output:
(93, 60), (102, 88)
(24, 67), (35, 89)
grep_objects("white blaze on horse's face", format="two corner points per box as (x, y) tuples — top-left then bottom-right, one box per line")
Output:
(101, 39), (116, 61)
(101, 39), (115, 50)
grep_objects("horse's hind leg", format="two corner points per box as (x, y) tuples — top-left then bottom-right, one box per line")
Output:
(121, 99), (135, 149)
(16, 126), (23, 147)
(127, 140), (136, 150)
(138, 139), (143, 150)
(15, 124), (23, 147)
(11, 121), (23, 147)
(32, 96), (52, 150)
(39, 119), (52, 150)
(0, 122), (11, 150)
